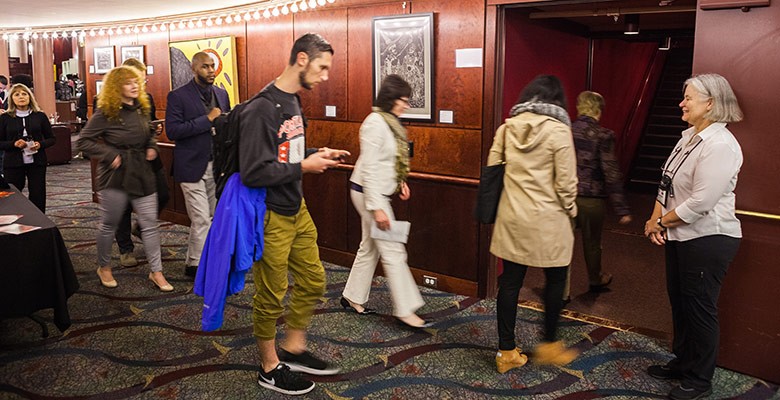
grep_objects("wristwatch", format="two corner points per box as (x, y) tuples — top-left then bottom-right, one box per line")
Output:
(656, 217), (666, 230)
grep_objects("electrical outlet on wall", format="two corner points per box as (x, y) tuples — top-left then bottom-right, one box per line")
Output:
(423, 275), (437, 288)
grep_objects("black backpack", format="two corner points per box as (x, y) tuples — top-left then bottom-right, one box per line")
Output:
(211, 86), (305, 200)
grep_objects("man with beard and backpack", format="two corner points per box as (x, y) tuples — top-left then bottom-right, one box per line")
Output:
(239, 33), (349, 396)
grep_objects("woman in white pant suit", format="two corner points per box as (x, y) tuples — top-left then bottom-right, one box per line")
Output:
(341, 75), (431, 328)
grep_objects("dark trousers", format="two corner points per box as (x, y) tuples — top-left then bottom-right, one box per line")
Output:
(115, 168), (170, 254)
(665, 235), (740, 390)
(5, 164), (47, 212)
(575, 197), (606, 284)
(496, 260), (568, 350)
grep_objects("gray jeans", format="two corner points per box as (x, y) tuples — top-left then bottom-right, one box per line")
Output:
(97, 189), (162, 272)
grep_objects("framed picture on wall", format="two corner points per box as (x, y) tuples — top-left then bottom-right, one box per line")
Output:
(121, 45), (145, 64)
(95, 80), (104, 95)
(372, 13), (434, 121)
(168, 36), (240, 107)
(93, 46), (115, 74)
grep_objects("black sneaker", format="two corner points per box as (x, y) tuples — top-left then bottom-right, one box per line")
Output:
(257, 363), (314, 396)
(669, 384), (712, 400)
(647, 364), (684, 380)
(278, 349), (341, 375)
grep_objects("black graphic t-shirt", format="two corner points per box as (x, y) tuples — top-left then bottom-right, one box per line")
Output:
(239, 84), (309, 216)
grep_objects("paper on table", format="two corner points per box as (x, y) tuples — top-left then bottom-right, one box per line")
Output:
(0, 215), (23, 225)
(0, 223), (41, 235)
(370, 220), (411, 244)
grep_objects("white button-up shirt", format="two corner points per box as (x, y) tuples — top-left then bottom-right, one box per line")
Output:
(661, 122), (743, 241)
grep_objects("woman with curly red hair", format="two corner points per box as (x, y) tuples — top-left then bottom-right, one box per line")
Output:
(78, 66), (173, 292)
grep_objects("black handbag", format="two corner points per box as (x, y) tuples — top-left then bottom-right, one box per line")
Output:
(475, 126), (507, 224)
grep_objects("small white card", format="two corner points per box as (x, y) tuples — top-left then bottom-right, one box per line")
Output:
(370, 220), (411, 243)
(439, 110), (454, 124)
(455, 48), (483, 68)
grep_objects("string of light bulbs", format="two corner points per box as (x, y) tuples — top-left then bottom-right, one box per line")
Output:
(0, 0), (336, 41)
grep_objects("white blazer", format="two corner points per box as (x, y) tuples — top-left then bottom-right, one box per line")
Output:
(350, 112), (400, 211)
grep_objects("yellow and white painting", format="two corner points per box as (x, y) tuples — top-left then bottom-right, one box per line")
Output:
(169, 36), (239, 106)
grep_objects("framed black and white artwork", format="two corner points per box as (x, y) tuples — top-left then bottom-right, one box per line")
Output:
(93, 46), (115, 74)
(372, 13), (434, 121)
(120, 45), (145, 64)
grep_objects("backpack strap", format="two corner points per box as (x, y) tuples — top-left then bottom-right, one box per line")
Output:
(255, 84), (307, 129)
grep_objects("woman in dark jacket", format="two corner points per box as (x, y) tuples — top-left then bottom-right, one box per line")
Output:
(78, 66), (173, 292)
(0, 83), (55, 212)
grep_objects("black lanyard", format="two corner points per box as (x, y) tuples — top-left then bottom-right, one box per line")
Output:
(663, 137), (703, 182)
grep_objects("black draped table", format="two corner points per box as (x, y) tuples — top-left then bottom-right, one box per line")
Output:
(0, 185), (79, 335)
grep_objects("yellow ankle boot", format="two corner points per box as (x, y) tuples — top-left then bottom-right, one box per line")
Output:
(495, 347), (528, 373)
(533, 341), (579, 366)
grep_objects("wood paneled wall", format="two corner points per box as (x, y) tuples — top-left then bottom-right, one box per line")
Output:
(84, 0), (489, 296)
(693, 2), (780, 383)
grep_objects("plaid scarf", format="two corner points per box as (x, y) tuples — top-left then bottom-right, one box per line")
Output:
(372, 107), (410, 192)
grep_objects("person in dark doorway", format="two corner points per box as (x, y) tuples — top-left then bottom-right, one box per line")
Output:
(239, 33), (349, 396)
(340, 74), (431, 328)
(165, 52), (231, 278)
(489, 75), (579, 374)
(112, 57), (168, 268)
(75, 90), (89, 122)
(77, 66), (173, 292)
(564, 91), (632, 301)
(644, 73), (744, 400)
(0, 83), (55, 212)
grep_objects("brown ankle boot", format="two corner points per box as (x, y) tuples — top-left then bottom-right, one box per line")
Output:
(495, 348), (528, 373)
(533, 341), (579, 366)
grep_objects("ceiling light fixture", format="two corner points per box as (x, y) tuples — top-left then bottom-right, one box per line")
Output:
(0, 0), (340, 41)
(624, 14), (640, 35)
(659, 36), (672, 50)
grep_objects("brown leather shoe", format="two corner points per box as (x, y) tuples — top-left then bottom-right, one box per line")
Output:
(496, 347), (528, 373)
(119, 253), (138, 267)
(533, 341), (579, 366)
(589, 273), (613, 292)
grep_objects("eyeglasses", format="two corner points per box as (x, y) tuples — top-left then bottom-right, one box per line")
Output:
(399, 97), (410, 105)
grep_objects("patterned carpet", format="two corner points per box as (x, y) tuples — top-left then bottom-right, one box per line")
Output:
(0, 160), (778, 399)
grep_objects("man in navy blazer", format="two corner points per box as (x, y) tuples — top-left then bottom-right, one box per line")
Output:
(165, 52), (231, 277)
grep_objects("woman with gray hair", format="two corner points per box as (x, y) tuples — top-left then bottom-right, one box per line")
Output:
(643, 73), (743, 400)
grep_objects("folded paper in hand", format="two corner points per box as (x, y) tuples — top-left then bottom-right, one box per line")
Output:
(0, 223), (41, 235)
(370, 220), (411, 243)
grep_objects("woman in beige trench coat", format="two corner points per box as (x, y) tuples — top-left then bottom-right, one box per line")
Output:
(490, 75), (580, 373)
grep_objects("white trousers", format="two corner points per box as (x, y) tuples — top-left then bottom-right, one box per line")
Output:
(179, 162), (216, 267)
(342, 189), (424, 317)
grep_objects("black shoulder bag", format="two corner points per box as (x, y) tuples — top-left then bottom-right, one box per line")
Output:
(475, 126), (507, 224)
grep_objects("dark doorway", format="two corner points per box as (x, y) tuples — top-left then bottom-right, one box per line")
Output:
(499, 1), (697, 339)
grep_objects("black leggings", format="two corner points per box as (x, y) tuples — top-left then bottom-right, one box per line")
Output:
(496, 260), (568, 350)
(4, 164), (47, 212)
